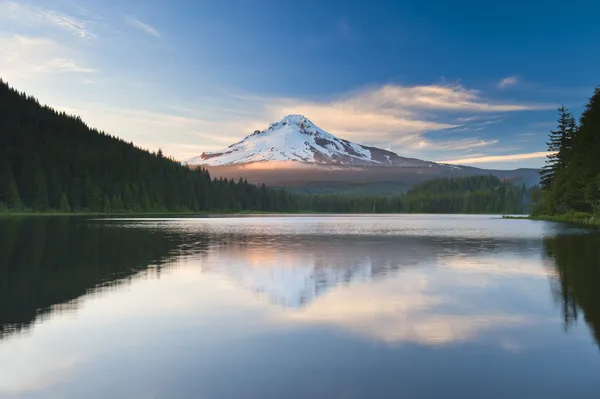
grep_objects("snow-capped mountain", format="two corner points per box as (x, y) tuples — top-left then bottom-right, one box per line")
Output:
(186, 114), (441, 168)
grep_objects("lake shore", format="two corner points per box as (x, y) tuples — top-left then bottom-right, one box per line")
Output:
(0, 210), (327, 218)
(503, 214), (600, 226)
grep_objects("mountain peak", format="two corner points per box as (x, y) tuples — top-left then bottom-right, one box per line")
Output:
(267, 114), (316, 133)
(185, 115), (437, 168)
(280, 114), (309, 124)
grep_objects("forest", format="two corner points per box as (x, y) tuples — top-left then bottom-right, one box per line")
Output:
(0, 79), (297, 213)
(302, 175), (539, 214)
(0, 79), (537, 214)
(537, 87), (600, 217)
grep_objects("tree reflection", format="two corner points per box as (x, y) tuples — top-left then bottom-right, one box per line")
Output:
(0, 217), (207, 338)
(544, 232), (600, 343)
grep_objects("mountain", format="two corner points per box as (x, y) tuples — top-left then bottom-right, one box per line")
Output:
(186, 114), (540, 192)
(187, 114), (448, 169)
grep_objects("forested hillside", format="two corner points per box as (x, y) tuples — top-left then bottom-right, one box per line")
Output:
(302, 175), (539, 214)
(0, 80), (538, 215)
(0, 80), (296, 213)
(537, 87), (600, 216)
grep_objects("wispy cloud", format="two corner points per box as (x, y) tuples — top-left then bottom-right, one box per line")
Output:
(239, 83), (551, 152)
(0, 1), (95, 39)
(126, 16), (162, 39)
(52, 82), (552, 160)
(421, 138), (499, 151)
(498, 76), (519, 89)
(439, 151), (554, 165)
(0, 35), (95, 80)
(349, 83), (547, 112)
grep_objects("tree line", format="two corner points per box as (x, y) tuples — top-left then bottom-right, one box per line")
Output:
(301, 175), (539, 214)
(537, 87), (600, 215)
(0, 79), (297, 213)
(0, 79), (537, 215)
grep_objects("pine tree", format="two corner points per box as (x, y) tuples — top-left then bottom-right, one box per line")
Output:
(571, 87), (600, 210)
(32, 168), (49, 211)
(102, 195), (111, 213)
(67, 179), (82, 211)
(123, 185), (134, 210)
(4, 176), (21, 209)
(47, 167), (62, 209)
(59, 193), (70, 212)
(540, 106), (575, 191)
(141, 190), (151, 211)
(111, 194), (124, 212)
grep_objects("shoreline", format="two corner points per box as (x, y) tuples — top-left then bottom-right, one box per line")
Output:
(2, 211), (528, 218)
(503, 214), (600, 226)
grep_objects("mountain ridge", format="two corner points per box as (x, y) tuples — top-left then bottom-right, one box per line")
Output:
(186, 114), (461, 170)
(186, 114), (540, 190)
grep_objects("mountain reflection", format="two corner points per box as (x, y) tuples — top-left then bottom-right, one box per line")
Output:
(3, 216), (597, 349)
(199, 235), (541, 308)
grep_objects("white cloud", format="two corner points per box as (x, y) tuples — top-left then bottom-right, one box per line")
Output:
(219, 83), (550, 153)
(273, 270), (547, 345)
(498, 76), (519, 89)
(0, 1), (95, 39)
(126, 16), (162, 39)
(439, 151), (554, 165)
(419, 138), (499, 151)
(343, 84), (546, 112)
(44, 82), (552, 160)
(0, 35), (95, 80)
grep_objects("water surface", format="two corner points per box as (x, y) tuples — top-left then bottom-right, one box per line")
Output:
(1, 215), (599, 398)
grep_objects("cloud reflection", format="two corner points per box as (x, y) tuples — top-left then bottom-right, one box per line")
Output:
(196, 234), (555, 346)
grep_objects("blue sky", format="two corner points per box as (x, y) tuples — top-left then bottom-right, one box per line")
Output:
(1, 0), (599, 169)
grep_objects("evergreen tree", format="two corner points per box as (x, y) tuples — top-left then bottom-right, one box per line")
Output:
(47, 167), (62, 209)
(537, 87), (600, 214)
(0, 79), (544, 216)
(102, 196), (111, 213)
(67, 179), (82, 211)
(4, 176), (21, 209)
(572, 87), (600, 211)
(122, 185), (134, 210)
(111, 194), (124, 212)
(540, 106), (575, 192)
(32, 169), (49, 211)
(59, 193), (70, 212)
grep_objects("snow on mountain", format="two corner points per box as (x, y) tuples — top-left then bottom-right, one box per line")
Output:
(185, 114), (440, 168)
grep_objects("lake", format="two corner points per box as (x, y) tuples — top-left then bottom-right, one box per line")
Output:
(1, 215), (600, 398)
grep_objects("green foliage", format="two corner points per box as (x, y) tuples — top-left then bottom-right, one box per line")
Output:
(32, 168), (49, 211)
(1, 170), (21, 209)
(0, 79), (542, 215)
(59, 193), (70, 212)
(299, 175), (538, 214)
(111, 194), (124, 212)
(0, 80), (296, 214)
(539, 87), (600, 215)
(540, 106), (576, 191)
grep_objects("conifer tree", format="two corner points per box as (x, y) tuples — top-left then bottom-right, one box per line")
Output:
(102, 195), (111, 213)
(571, 87), (600, 210)
(59, 193), (70, 212)
(540, 106), (575, 192)
(111, 194), (124, 212)
(32, 169), (49, 211)
(4, 176), (21, 209)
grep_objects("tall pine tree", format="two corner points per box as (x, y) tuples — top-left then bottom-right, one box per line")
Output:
(540, 106), (576, 192)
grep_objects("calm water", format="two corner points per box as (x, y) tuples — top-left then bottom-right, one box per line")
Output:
(1, 215), (600, 398)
